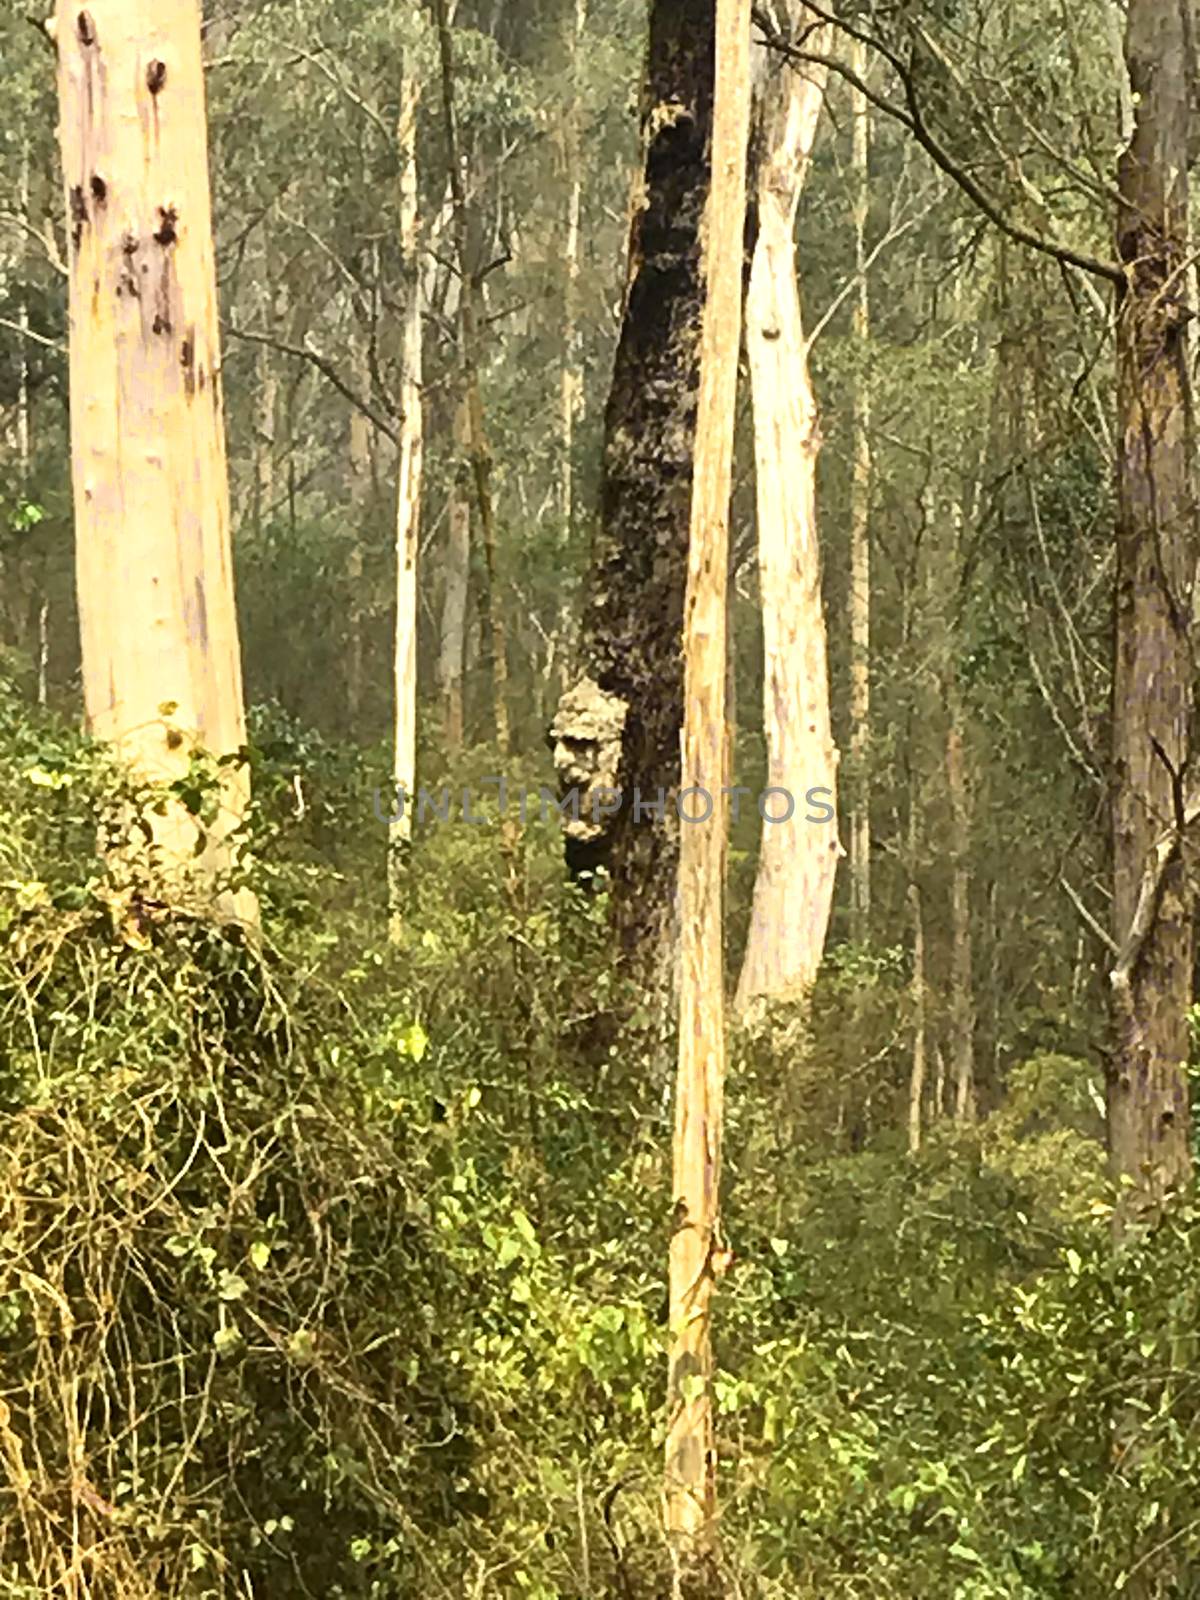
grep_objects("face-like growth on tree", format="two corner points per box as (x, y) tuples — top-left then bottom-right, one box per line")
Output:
(549, 676), (628, 876)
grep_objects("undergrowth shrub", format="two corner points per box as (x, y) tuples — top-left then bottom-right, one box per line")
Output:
(2, 685), (1200, 1597)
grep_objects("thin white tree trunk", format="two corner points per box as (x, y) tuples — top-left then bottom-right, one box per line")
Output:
(735, 14), (838, 1011)
(907, 877), (926, 1153)
(848, 39), (872, 943)
(54, 0), (255, 925)
(553, 0), (588, 713)
(947, 679), (977, 1121)
(560, 0), (587, 545)
(389, 65), (423, 937)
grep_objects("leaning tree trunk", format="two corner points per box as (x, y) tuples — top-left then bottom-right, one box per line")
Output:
(389, 61), (423, 938)
(550, 0), (718, 1006)
(734, 7), (837, 1011)
(665, 0), (752, 1582)
(1107, 0), (1196, 1214)
(53, 0), (255, 927)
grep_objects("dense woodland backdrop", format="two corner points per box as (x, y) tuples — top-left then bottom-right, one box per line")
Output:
(1, 0), (1199, 1595)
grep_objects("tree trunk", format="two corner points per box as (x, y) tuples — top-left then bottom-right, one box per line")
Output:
(734, 9), (838, 1012)
(389, 62), (423, 939)
(347, 338), (372, 728)
(54, 0), (255, 927)
(560, 0), (587, 550)
(253, 233), (279, 531)
(665, 0), (751, 1583)
(551, 0), (718, 1004)
(17, 134), (31, 485)
(848, 38), (872, 945)
(552, 0), (588, 715)
(1108, 0), (1196, 1211)
(439, 394), (471, 750)
(908, 878), (926, 1154)
(946, 691), (976, 1121)
(432, 0), (509, 752)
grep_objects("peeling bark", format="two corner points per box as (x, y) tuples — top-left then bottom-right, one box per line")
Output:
(1108, 0), (1196, 1211)
(664, 0), (751, 1580)
(735, 5), (838, 1011)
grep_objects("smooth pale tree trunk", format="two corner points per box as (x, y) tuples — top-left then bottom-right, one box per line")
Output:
(1107, 0), (1196, 1215)
(848, 38), (872, 944)
(665, 0), (751, 1584)
(735, 11), (837, 1011)
(439, 394), (470, 749)
(432, 0), (509, 752)
(907, 878), (926, 1153)
(551, 0), (717, 1009)
(53, 0), (255, 926)
(389, 65), (423, 938)
(560, 0), (587, 550)
(946, 690), (976, 1121)
(552, 0), (588, 714)
(933, 1043), (946, 1120)
(37, 601), (49, 709)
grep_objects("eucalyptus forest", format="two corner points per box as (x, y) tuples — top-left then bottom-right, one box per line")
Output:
(0, 0), (1198, 1595)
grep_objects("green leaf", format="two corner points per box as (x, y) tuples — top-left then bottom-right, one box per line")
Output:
(213, 1324), (242, 1356)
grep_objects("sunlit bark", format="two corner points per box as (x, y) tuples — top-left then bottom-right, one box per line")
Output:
(54, 0), (255, 926)
(665, 0), (752, 1584)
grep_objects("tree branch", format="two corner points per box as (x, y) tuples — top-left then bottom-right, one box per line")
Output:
(0, 315), (64, 353)
(1060, 874), (1118, 955)
(223, 320), (398, 443)
(1110, 791), (1200, 1002)
(753, 4), (1125, 286)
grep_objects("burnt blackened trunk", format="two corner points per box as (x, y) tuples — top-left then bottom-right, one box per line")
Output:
(552, 1), (716, 1001)
(1108, 0), (1196, 1211)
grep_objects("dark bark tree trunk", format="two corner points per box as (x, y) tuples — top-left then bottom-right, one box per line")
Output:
(551, 0), (717, 1002)
(1108, 0), (1196, 1213)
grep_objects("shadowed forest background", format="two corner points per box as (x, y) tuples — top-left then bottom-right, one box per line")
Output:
(1, 0), (1199, 1594)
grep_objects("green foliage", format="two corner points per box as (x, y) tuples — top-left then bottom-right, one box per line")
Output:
(0, 699), (1197, 1596)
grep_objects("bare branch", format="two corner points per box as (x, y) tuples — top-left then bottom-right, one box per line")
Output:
(0, 314), (63, 352)
(0, 213), (67, 278)
(753, 4), (1125, 286)
(223, 320), (398, 443)
(1110, 791), (1200, 1001)
(1060, 875), (1118, 955)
